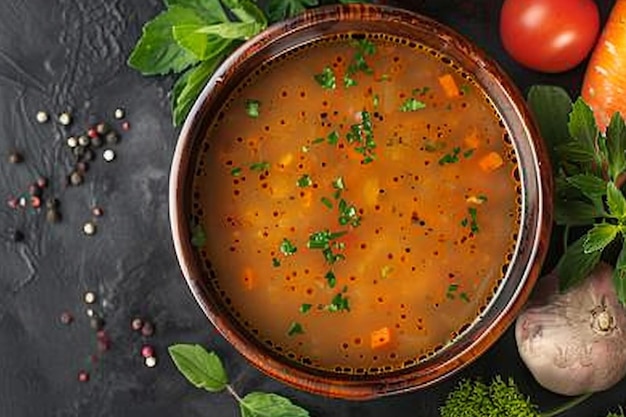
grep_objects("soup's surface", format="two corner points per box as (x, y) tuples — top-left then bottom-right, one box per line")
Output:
(192, 35), (520, 374)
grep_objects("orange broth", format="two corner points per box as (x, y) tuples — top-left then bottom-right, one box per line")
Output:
(192, 35), (521, 374)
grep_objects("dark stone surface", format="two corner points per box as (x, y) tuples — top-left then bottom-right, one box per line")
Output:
(0, 0), (623, 416)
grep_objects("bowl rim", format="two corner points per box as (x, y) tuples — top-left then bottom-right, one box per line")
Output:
(169, 3), (553, 400)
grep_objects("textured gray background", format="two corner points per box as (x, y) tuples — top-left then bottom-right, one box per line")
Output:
(0, 0), (623, 416)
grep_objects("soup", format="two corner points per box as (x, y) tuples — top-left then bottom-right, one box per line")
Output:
(191, 34), (520, 374)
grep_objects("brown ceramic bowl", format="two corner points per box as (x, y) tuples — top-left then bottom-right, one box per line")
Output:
(170, 4), (552, 400)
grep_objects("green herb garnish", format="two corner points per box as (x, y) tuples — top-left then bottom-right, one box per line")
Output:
(314, 66), (337, 90)
(325, 271), (337, 288)
(272, 257), (281, 267)
(327, 291), (350, 312)
(439, 147), (461, 165)
(327, 130), (340, 145)
(245, 99), (260, 118)
(169, 344), (310, 416)
(400, 97), (426, 112)
(373, 93), (380, 109)
(280, 238), (297, 256)
(250, 161), (270, 171)
(307, 230), (347, 249)
(338, 198), (361, 227)
(460, 84), (471, 95)
(346, 110), (376, 164)
(332, 176), (345, 190)
(446, 283), (459, 299)
(297, 174), (312, 187)
(321, 197), (333, 209)
(459, 292), (470, 303)
(287, 321), (304, 336)
(299, 303), (312, 314)
(412, 86), (430, 96)
(191, 224), (207, 247)
(344, 38), (376, 87)
(230, 167), (242, 176)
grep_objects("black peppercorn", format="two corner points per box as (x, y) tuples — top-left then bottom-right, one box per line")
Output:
(8, 151), (23, 164)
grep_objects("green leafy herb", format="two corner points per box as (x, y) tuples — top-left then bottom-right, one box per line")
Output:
(240, 392), (309, 417)
(325, 270), (337, 288)
(468, 207), (479, 234)
(321, 196), (333, 209)
(299, 303), (312, 313)
(168, 344), (228, 392)
(325, 130), (340, 145)
(412, 86), (430, 96)
(463, 148), (475, 158)
(169, 344), (310, 416)
(266, 0), (318, 22)
(446, 283), (459, 299)
(399, 97), (426, 112)
(191, 224), (207, 247)
(307, 230), (347, 249)
(439, 147), (461, 165)
(280, 238), (297, 256)
(346, 110), (376, 163)
(297, 174), (312, 187)
(557, 234), (602, 291)
(332, 176), (345, 190)
(231, 167), (242, 176)
(250, 161), (270, 171)
(272, 257), (281, 267)
(344, 38), (376, 87)
(373, 93), (380, 109)
(459, 84), (471, 95)
(459, 292), (470, 303)
(245, 99), (261, 118)
(327, 291), (350, 312)
(314, 66), (336, 90)
(287, 321), (304, 336)
(583, 223), (619, 254)
(338, 198), (361, 227)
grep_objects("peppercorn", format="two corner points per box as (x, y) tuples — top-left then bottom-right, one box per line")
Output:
(114, 108), (125, 119)
(28, 183), (41, 197)
(58, 112), (72, 126)
(141, 345), (154, 358)
(104, 131), (118, 145)
(36, 177), (48, 189)
(78, 135), (90, 147)
(30, 196), (41, 209)
(86, 308), (95, 317)
(96, 330), (111, 352)
(87, 128), (98, 139)
(141, 321), (154, 337)
(96, 123), (108, 135)
(144, 356), (157, 368)
(92, 207), (103, 217)
(83, 221), (97, 236)
(77, 370), (89, 382)
(8, 151), (23, 164)
(66, 136), (78, 148)
(46, 198), (59, 209)
(69, 171), (83, 186)
(121, 121), (130, 131)
(60, 311), (73, 325)
(84, 291), (96, 304)
(131, 317), (143, 331)
(7, 197), (18, 209)
(102, 149), (116, 162)
(36, 111), (49, 123)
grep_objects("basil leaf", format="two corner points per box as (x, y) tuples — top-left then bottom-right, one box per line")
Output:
(168, 344), (228, 392)
(557, 235), (602, 292)
(527, 85), (572, 171)
(222, 0), (268, 26)
(173, 25), (235, 60)
(565, 174), (606, 200)
(554, 199), (599, 226)
(268, 0), (318, 22)
(568, 98), (599, 163)
(172, 58), (223, 126)
(583, 223), (619, 254)
(240, 392), (310, 417)
(607, 181), (626, 219)
(607, 111), (626, 181)
(614, 244), (626, 305)
(127, 6), (201, 75)
(165, 0), (229, 22)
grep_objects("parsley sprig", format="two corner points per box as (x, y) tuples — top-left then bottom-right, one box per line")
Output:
(128, 0), (371, 126)
(528, 85), (626, 302)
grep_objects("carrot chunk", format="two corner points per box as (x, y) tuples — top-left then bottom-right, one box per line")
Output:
(370, 326), (391, 349)
(438, 74), (460, 98)
(479, 152), (504, 172)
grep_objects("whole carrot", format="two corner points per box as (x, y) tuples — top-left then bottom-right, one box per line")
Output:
(582, 0), (626, 131)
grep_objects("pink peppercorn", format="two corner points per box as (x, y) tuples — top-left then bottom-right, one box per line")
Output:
(141, 345), (154, 358)
(31, 196), (41, 209)
(121, 121), (130, 131)
(7, 197), (18, 209)
(87, 128), (98, 138)
(78, 370), (89, 382)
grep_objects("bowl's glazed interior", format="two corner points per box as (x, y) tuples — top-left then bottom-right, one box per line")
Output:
(170, 4), (552, 399)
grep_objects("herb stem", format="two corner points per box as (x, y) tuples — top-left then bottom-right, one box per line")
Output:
(540, 392), (593, 417)
(226, 383), (243, 403)
(562, 224), (570, 252)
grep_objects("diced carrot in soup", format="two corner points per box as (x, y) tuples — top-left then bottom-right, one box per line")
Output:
(192, 36), (520, 372)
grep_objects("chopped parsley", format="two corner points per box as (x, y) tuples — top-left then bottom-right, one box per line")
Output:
(338, 198), (361, 227)
(272, 257), (281, 267)
(287, 322), (304, 336)
(344, 39), (376, 88)
(332, 176), (345, 191)
(439, 147), (461, 165)
(250, 161), (270, 171)
(446, 283), (459, 299)
(463, 148), (475, 158)
(230, 167), (242, 176)
(321, 196), (333, 209)
(245, 99), (260, 118)
(314, 66), (336, 90)
(328, 291), (350, 312)
(468, 207), (479, 233)
(373, 93), (380, 109)
(327, 130), (340, 145)
(191, 224), (207, 248)
(297, 174), (312, 188)
(299, 303), (312, 314)
(325, 271), (337, 288)
(460, 292), (471, 303)
(400, 98), (426, 112)
(412, 86), (430, 96)
(308, 230), (347, 265)
(347, 110), (376, 164)
(343, 74), (358, 87)
(312, 137), (325, 145)
(280, 238), (298, 256)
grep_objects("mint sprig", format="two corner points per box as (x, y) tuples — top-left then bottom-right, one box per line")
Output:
(169, 344), (310, 417)
(529, 86), (626, 302)
(128, 0), (371, 126)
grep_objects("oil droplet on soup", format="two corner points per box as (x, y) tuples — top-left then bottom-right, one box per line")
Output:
(192, 35), (520, 374)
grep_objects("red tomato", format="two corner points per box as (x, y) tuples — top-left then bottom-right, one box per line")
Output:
(499, 0), (600, 73)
